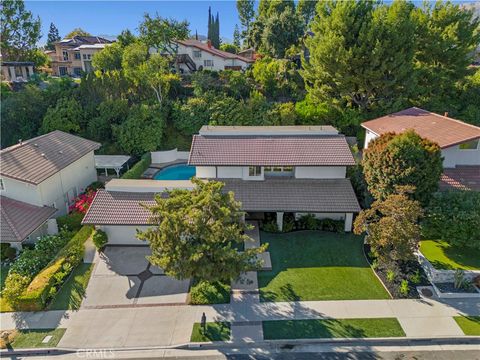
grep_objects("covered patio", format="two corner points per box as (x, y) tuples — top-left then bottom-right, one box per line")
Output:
(94, 155), (131, 178)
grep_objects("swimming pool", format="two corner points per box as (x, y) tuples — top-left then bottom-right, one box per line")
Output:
(153, 163), (196, 180)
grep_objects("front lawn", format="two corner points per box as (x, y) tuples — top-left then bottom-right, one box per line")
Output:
(48, 264), (93, 310)
(420, 240), (480, 270)
(258, 231), (390, 302)
(263, 318), (405, 339)
(454, 316), (480, 336)
(190, 322), (231, 342)
(2, 328), (66, 349)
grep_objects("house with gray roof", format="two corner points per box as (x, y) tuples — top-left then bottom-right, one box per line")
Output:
(0, 130), (101, 219)
(82, 126), (360, 244)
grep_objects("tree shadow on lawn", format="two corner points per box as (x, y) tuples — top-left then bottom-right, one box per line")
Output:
(261, 283), (300, 302)
(431, 242), (480, 270)
(266, 318), (367, 339)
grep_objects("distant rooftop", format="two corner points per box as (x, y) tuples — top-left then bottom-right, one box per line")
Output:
(199, 125), (339, 136)
(73, 44), (109, 50)
(0, 131), (100, 185)
(57, 35), (113, 47)
(361, 107), (480, 148)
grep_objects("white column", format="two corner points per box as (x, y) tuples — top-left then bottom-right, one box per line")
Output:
(10, 242), (23, 252)
(276, 212), (284, 232)
(344, 213), (353, 232)
(47, 219), (59, 235)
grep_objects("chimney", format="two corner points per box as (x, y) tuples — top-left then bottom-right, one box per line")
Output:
(207, 39), (212, 49)
(444, 112), (449, 117)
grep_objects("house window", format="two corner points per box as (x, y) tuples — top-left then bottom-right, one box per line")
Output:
(25, 67), (30, 77)
(265, 166), (294, 176)
(248, 166), (261, 176)
(73, 67), (82, 76)
(74, 52), (81, 60)
(82, 54), (91, 60)
(193, 50), (202, 58)
(59, 67), (68, 76)
(62, 50), (69, 61)
(0, 178), (5, 191)
(204, 60), (214, 67)
(459, 140), (479, 150)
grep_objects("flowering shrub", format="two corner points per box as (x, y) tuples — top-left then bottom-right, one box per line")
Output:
(69, 190), (96, 214)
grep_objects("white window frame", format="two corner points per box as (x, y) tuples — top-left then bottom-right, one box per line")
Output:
(62, 50), (69, 61)
(204, 59), (214, 67)
(193, 50), (202, 58)
(248, 166), (262, 177)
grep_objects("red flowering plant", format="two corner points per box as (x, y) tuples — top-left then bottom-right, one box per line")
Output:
(69, 189), (96, 214)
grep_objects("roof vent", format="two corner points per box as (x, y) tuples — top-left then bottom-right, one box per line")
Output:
(41, 153), (46, 157)
(18, 139), (22, 144)
(34, 143), (38, 147)
(444, 112), (449, 117)
(58, 150), (63, 154)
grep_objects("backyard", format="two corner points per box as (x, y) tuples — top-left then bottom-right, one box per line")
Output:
(258, 231), (390, 302)
(419, 240), (480, 270)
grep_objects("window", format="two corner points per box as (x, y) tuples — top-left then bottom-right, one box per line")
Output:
(204, 60), (214, 67)
(73, 67), (82, 76)
(193, 50), (202, 58)
(74, 52), (81, 60)
(59, 67), (68, 76)
(25, 67), (30, 77)
(62, 50), (69, 61)
(264, 166), (294, 177)
(0, 178), (4, 191)
(248, 166), (261, 177)
(459, 140), (479, 150)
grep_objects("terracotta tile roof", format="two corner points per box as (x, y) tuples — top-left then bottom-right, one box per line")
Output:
(439, 166), (480, 191)
(82, 179), (361, 225)
(1, 196), (57, 242)
(176, 39), (254, 63)
(361, 107), (480, 148)
(1, 131), (100, 185)
(82, 190), (157, 225)
(188, 135), (355, 166)
(221, 178), (361, 213)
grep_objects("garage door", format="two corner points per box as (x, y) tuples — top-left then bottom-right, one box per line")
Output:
(101, 225), (150, 245)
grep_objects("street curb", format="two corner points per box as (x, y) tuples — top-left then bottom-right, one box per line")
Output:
(2, 336), (479, 357)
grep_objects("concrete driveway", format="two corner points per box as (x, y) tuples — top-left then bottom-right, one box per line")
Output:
(82, 246), (190, 308)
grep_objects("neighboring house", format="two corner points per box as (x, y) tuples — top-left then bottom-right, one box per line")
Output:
(82, 126), (361, 244)
(362, 107), (480, 191)
(0, 131), (101, 216)
(47, 36), (112, 77)
(1, 196), (57, 250)
(1, 61), (35, 82)
(173, 39), (254, 73)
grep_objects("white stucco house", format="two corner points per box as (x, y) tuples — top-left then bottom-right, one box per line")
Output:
(361, 107), (480, 191)
(0, 130), (101, 217)
(82, 126), (361, 245)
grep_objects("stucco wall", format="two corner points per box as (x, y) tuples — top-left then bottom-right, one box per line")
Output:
(217, 166), (244, 178)
(151, 149), (189, 164)
(0, 177), (42, 205)
(294, 166), (346, 179)
(196, 166), (217, 178)
(98, 225), (151, 245)
(442, 144), (480, 168)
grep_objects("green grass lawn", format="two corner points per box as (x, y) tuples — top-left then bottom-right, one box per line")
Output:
(258, 231), (390, 302)
(8, 328), (66, 349)
(263, 318), (405, 339)
(454, 316), (480, 336)
(419, 240), (480, 270)
(48, 264), (93, 310)
(190, 322), (231, 342)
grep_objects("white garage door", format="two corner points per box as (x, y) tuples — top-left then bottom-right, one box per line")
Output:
(101, 225), (150, 245)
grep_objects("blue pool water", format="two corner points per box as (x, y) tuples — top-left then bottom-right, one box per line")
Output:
(153, 163), (196, 180)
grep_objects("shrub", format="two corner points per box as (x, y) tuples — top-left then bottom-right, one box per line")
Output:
(409, 270), (422, 285)
(261, 221), (279, 233)
(121, 153), (151, 179)
(2, 273), (31, 307)
(86, 181), (104, 192)
(69, 190), (96, 214)
(56, 212), (84, 232)
(297, 214), (318, 230)
(282, 219), (295, 233)
(92, 230), (108, 250)
(1, 243), (16, 261)
(318, 219), (344, 233)
(399, 280), (410, 297)
(189, 281), (230, 305)
(386, 269), (396, 283)
(422, 191), (480, 250)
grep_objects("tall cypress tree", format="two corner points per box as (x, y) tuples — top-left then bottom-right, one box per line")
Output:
(46, 22), (60, 50)
(214, 12), (220, 48)
(207, 6), (212, 42)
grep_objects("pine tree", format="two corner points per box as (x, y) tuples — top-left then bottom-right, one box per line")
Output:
(46, 22), (60, 50)
(233, 24), (241, 48)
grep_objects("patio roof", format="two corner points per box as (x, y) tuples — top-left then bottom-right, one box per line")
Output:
(94, 155), (131, 177)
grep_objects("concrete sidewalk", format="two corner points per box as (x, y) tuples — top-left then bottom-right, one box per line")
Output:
(1, 298), (479, 348)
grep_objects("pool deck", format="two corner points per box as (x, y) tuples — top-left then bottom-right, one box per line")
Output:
(142, 160), (188, 179)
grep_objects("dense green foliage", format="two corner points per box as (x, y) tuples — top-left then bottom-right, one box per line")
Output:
(46, 22), (60, 50)
(422, 191), (480, 250)
(362, 131), (443, 205)
(92, 230), (108, 250)
(189, 280), (230, 304)
(121, 153), (151, 179)
(56, 211), (85, 232)
(138, 178), (266, 282)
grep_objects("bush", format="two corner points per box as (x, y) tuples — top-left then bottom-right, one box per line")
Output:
(189, 281), (230, 305)
(1, 243), (16, 261)
(92, 230), (108, 250)
(121, 153), (151, 179)
(422, 191), (480, 250)
(261, 221), (279, 233)
(399, 280), (410, 297)
(282, 218), (295, 233)
(56, 212), (84, 232)
(318, 219), (344, 233)
(297, 214), (318, 230)
(86, 181), (104, 192)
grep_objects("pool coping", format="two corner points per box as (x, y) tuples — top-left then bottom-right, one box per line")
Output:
(142, 160), (190, 179)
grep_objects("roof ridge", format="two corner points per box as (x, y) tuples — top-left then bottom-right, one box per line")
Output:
(0, 131), (55, 154)
(414, 107), (480, 131)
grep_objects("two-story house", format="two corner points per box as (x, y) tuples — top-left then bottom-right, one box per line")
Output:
(362, 107), (480, 191)
(82, 126), (361, 245)
(48, 36), (112, 77)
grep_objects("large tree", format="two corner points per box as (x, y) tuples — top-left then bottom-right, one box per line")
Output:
(41, 98), (83, 134)
(297, 0), (318, 29)
(0, 0), (41, 61)
(362, 130), (443, 205)
(65, 28), (91, 38)
(138, 178), (266, 282)
(46, 22), (60, 50)
(302, 0), (417, 114)
(236, 0), (255, 39)
(233, 24), (241, 48)
(354, 189), (423, 267)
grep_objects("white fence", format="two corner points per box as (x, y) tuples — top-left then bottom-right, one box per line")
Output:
(151, 149), (190, 164)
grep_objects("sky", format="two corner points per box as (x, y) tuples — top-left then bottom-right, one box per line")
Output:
(25, 0), (245, 45)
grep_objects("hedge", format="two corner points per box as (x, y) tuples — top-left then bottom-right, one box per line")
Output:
(15, 226), (94, 311)
(56, 212), (85, 232)
(121, 153), (151, 179)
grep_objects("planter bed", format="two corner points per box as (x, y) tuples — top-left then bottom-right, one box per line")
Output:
(432, 282), (480, 299)
(364, 244), (430, 299)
